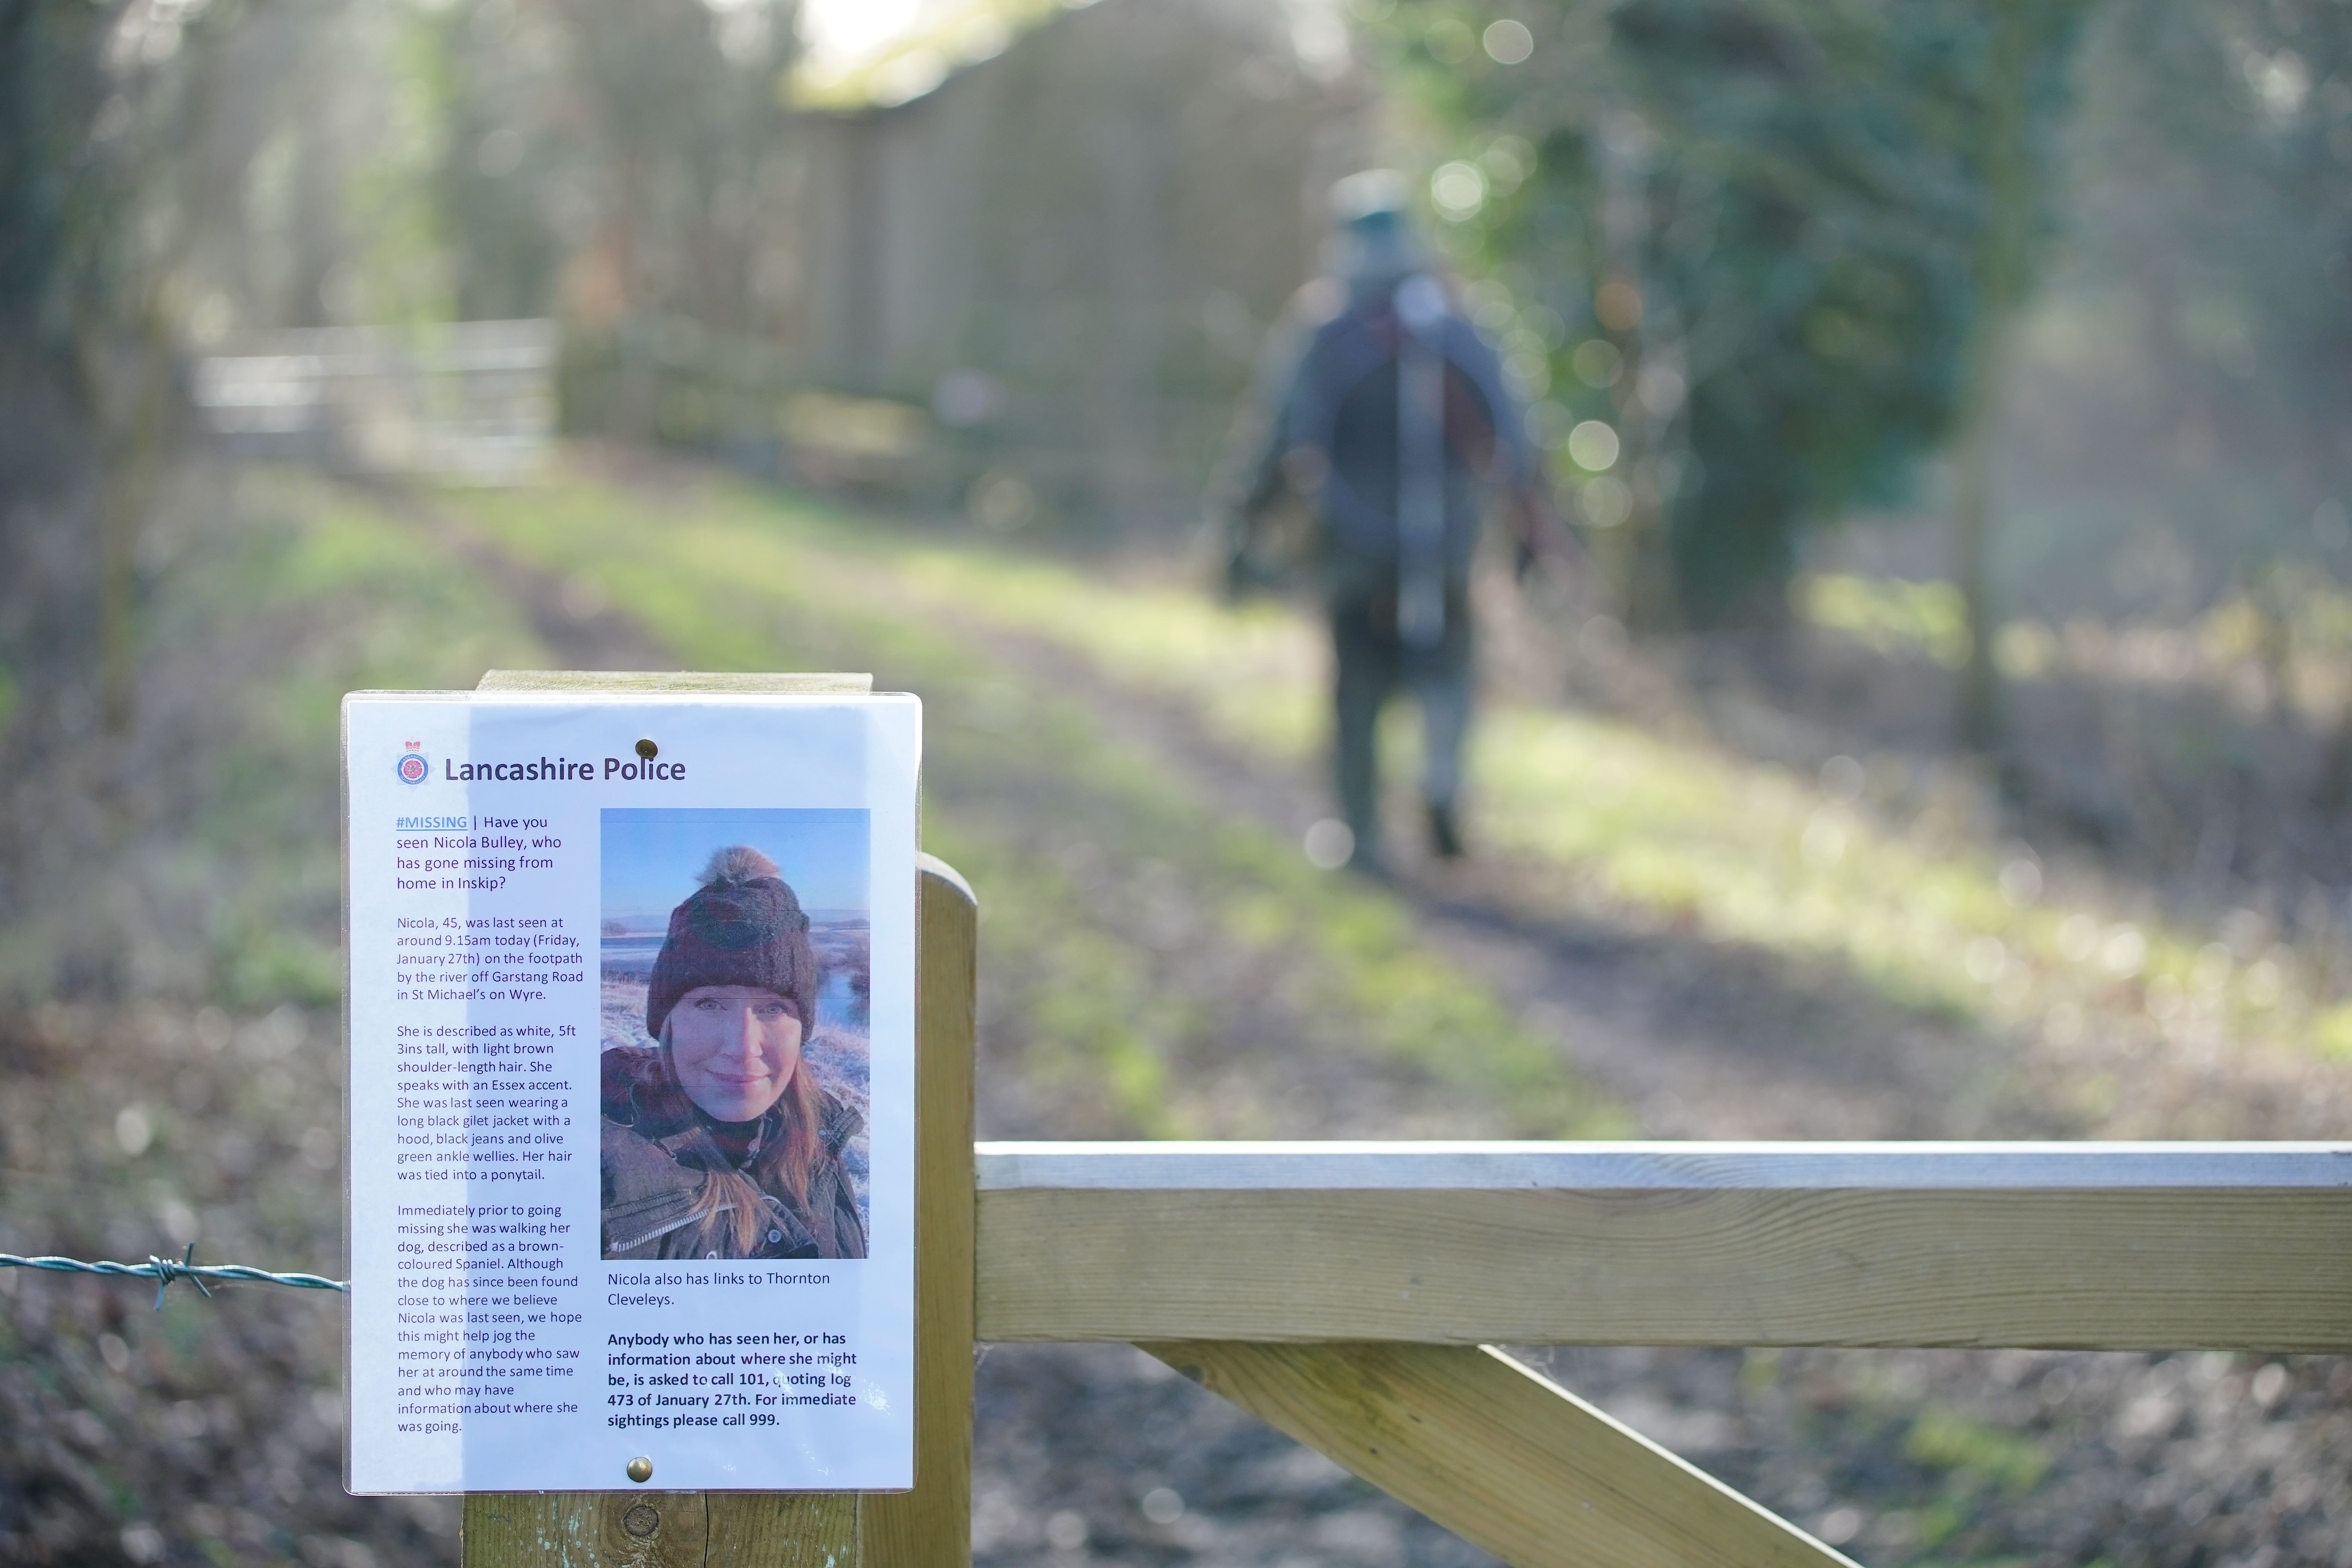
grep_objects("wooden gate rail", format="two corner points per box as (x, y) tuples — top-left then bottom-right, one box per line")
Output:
(979, 1140), (2349, 1568)
(975, 1141), (2352, 1350)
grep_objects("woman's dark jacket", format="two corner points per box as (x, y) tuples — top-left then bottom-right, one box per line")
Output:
(599, 1047), (867, 1261)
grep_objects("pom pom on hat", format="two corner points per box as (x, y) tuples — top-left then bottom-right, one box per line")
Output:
(700, 844), (780, 886)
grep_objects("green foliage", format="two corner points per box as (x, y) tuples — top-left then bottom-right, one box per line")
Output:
(0, 0), (111, 333)
(413, 0), (568, 323)
(1356, 0), (2091, 625)
(1800, 573), (1971, 670)
(2315, 1002), (2352, 1063)
(1905, 1406), (2051, 1495)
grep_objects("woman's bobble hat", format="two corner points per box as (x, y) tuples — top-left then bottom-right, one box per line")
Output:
(645, 846), (819, 1038)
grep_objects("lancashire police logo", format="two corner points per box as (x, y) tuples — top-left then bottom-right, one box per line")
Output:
(397, 741), (430, 784)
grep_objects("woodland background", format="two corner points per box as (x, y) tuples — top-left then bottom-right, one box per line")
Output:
(4, 1), (2352, 1563)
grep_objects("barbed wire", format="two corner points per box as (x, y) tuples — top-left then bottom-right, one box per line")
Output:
(1, 1246), (347, 1310)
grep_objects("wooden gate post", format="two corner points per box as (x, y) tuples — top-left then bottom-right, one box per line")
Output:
(459, 677), (976, 1566)
(863, 856), (978, 1565)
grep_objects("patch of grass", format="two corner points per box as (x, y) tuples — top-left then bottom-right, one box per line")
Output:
(2314, 1001), (2352, 1062)
(891, 548), (1330, 763)
(938, 831), (1189, 1136)
(1797, 573), (1970, 670)
(1904, 1406), (2050, 1495)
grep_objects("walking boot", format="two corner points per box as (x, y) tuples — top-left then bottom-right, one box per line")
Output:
(1427, 800), (1464, 859)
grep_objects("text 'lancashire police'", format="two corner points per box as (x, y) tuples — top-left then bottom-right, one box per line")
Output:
(441, 756), (685, 783)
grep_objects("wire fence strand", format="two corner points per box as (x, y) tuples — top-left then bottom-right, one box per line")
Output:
(1, 1247), (347, 1309)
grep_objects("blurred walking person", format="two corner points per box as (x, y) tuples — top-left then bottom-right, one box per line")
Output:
(1225, 171), (1563, 874)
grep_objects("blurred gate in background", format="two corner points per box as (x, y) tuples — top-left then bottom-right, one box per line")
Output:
(191, 319), (557, 486)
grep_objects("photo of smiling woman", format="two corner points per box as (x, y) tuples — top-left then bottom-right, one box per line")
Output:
(599, 813), (871, 1261)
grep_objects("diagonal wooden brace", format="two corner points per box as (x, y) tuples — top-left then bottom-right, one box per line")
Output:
(1138, 1340), (1859, 1568)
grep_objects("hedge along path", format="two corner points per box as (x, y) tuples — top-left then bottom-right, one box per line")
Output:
(443, 479), (1626, 1143)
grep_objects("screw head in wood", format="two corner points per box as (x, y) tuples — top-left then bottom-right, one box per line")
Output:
(622, 1504), (660, 1537)
(626, 1455), (653, 1484)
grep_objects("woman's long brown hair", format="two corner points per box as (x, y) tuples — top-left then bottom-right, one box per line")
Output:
(661, 1013), (827, 1257)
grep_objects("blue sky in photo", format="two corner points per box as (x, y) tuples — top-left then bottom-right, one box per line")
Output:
(601, 807), (869, 925)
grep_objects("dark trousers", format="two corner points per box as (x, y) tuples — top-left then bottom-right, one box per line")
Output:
(1331, 590), (1472, 862)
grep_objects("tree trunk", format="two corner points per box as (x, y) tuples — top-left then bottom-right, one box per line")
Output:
(1952, 0), (2037, 762)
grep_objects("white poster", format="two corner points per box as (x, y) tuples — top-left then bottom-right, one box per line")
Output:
(342, 691), (920, 1494)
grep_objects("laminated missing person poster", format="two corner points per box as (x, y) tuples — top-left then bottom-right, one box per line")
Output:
(341, 690), (920, 1494)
